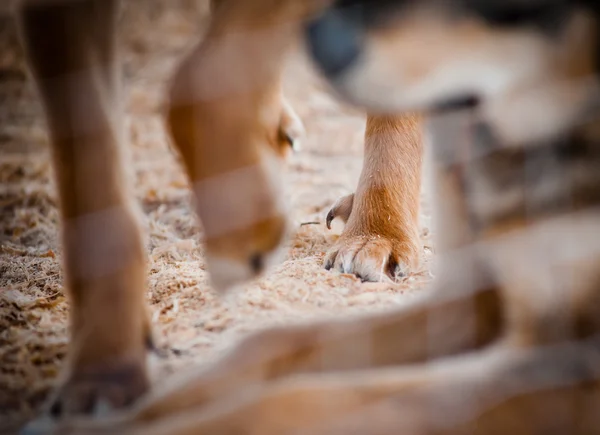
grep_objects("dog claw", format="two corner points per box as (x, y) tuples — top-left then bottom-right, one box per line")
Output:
(326, 209), (335, 230)
(279, 98), (305, 154)
(325, 193), (354, 230)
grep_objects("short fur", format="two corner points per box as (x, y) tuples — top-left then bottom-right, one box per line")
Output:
(28, 0), (600, 433)
(15, 0), (424, 423)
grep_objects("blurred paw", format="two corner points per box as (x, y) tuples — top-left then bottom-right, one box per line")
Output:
(35, 358), (149, 426)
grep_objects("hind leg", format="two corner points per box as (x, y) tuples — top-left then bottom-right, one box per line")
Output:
(19, 0), (151, 417)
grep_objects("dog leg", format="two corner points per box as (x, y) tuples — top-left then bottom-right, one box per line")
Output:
(325, 114), (423, 282)
(166, 0), (317, 291)
(154, 341), (600, 435)
(59, 338), (600, 434)
(19, 0), (150, 417)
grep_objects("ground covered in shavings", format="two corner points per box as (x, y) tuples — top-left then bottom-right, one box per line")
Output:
(0, 1), (434, 432)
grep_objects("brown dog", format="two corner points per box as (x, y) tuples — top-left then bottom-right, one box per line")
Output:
(16, 0), (424, 423)
(26, 0), (600, 433)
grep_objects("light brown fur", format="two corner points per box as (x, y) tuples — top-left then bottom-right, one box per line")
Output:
(24, 1), (600, 433)
(47, 114), (600, 435)
(15, 0), (425, 422)
(325, 114), (423, 281)
(18, 0), (151, 414)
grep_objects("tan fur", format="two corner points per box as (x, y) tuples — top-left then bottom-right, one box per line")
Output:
(47, 116), (600, 435)
(316, 6), (600, 146)
(16, 0), (426, 421)
(14, 0), (305, 416)
(17, 0), (151, 414)
(23, 1), (600, 433)
(325, 114), (423, 281)
(165, 0), (309, 289)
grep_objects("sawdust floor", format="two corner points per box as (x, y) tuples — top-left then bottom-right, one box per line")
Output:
(0, 1), (434, 431)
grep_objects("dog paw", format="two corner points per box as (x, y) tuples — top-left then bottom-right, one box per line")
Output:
(324, 234), (414, 282)
(42, 359), (149, 420)
(323, 191), (420, 282)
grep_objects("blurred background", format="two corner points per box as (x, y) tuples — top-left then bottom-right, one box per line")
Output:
(0, 1), (434, 431)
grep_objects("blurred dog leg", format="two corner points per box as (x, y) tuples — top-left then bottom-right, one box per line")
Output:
(166, 0), (320, 291)
(18, 0), (151, 418)
(59, 339), (600, 435)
